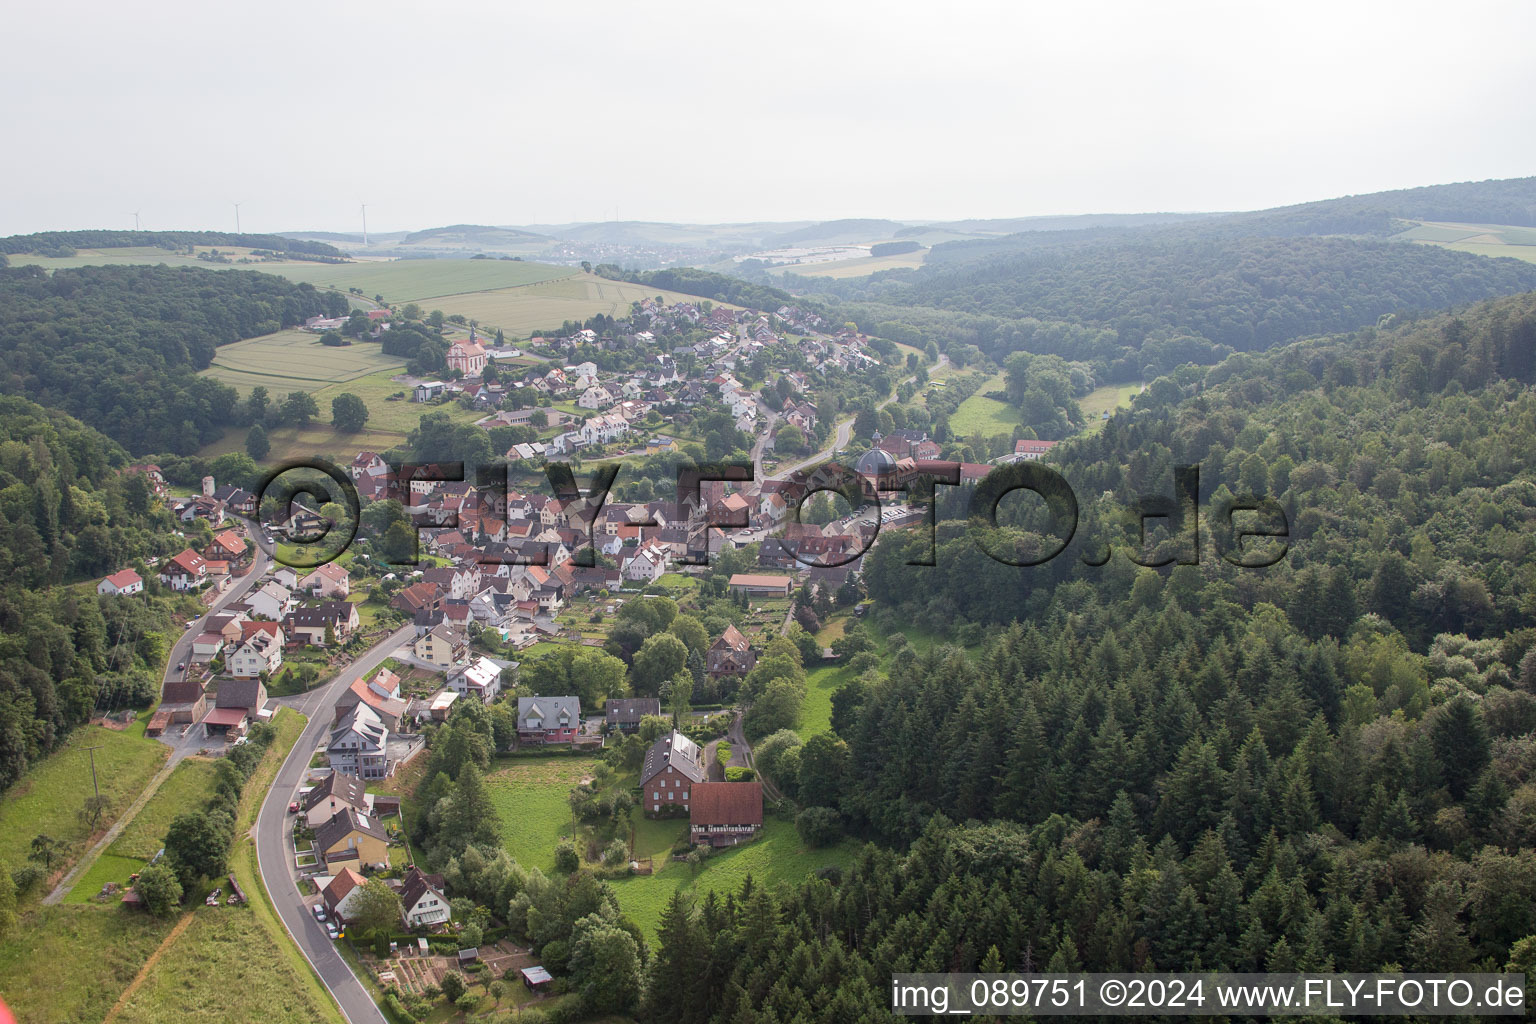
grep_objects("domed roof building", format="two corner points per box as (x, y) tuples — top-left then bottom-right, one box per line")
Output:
(854, 447), (896, 478)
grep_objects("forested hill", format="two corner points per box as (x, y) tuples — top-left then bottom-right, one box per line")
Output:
(0, 264), (349, 455)
(0, 397), (188, 787)
(0, 229), (345, 260)
(640, 293), (1536, 1023)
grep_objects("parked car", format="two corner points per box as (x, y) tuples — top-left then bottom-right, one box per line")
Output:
(326, 921), (339, 939)
(287, 801), (300, 814)
(313, 904), (326, 922)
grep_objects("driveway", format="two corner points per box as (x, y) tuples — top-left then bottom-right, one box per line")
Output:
(253, 623), (414, 1024)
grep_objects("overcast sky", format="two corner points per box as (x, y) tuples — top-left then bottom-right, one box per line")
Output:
(3, 0), (1534, 235)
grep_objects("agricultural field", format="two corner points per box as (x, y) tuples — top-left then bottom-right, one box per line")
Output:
(0, 721), (168, 886)
(414, 274), (725, 340)
(770, 248), (928, 279)
(266, 258), (577, 301)
(1398, 221), (1536, 264)
(201, 330), (406, 395)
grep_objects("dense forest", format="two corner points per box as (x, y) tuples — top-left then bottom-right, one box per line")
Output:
(0, 264), (349, 454)
(0, 398), (191, 788)
(592, 264), (810, 315)
(0, 229), (345, 260)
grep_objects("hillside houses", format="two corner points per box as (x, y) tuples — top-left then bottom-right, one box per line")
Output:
(640, 731), (706, 816)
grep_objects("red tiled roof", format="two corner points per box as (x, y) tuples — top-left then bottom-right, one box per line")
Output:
(204, 707), (248, 727)
(689, 782), (763, 826)
(103, 569), (142, 588)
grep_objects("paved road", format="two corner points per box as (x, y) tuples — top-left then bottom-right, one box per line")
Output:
(769, 354), (947, 481)
(42, 520), (276, 905)
(253, 624), (414, 1024)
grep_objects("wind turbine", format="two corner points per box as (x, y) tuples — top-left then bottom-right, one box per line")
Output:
(132, 211), (141, 230)
(233, 201), (243, 234)
(360, 203), (369, 247)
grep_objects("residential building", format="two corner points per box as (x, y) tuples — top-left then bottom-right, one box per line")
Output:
(604, 697), (661, 733)
(314, 807), (390, 869)
(98, 569), (143, 596)
(447, 657), (504, 704)
(328, 703), (391, 780)
(302, 771), (370, 828)
(282, 602), (360, 647)
(706, 624), (757, 680)
(333, 675), (407, 732)
(242, 580), (293, 621)
(228, 623), (284, 678)
(160, 548), (207, 591)
(639, 731), (706, 815)
(516, 695), (580, 745)
(299, 562), (351, 599)
(412, 624), (467, 667)
(215, 677), (267, 715)
(399, 867), (451, 929)
(689, 782), (764, 847)
(321, 867), (369, 922)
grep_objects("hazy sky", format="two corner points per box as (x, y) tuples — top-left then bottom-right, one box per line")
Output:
(3, 0), (1534, 235)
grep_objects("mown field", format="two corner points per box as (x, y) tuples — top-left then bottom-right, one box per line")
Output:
(1399, 221), (1536, 264)
(201, 330), (406, 395)
(0, 721), (168, 885)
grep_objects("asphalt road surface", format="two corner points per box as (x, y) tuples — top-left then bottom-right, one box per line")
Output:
(252, 623), (413, 1024)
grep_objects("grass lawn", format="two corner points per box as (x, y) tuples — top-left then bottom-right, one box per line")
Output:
(0, 724), (168, 884)
(799, 662), (851, 738)
(0, 903), (176, 1023)
(414, 274), (726, 341)
(485, 755), (600, 872)
(608, 818), (858, 937)
(62, 851), (150, 905)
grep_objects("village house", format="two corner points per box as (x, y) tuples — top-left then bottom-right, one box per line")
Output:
(398, 866), (451, 929)
(604, 697), (661, 733)
(302, 771), (371, 828)
(205, 529), (248, 562)
(516, 695), (580, 746)
(228, 622), (284, 678)
(707, 624), (757, 680)
(328, 703), (391, 779)
(1013, 438), (1060, 461)
(689, 781), (764, 847)
(282, 602), (360, 647)
(160, 548), (208, 591)
(321, 867), (369, 922)
(98, 569), (143, 596)
(313, 807), (390, 870)
(621, 542), (669, 584)
(334, 672), (407, 731)
(447, 657), (505, 705)
(299, 562), (351, 599)
(412, 624), (468, 667)
(639, 730), (706, 816)
(241, 580), (294, 622)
